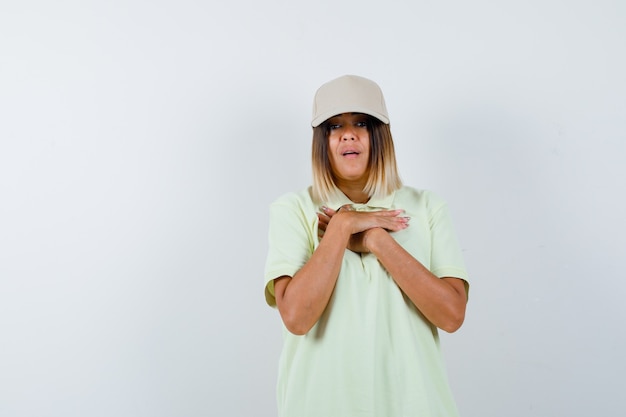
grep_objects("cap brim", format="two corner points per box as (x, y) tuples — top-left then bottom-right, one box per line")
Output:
(311, 107), (390, 127)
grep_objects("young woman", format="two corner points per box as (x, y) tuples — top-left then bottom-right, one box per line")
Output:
(264, 75), (469, 417)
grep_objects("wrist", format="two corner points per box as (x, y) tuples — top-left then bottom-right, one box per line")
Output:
(363, 227), (385, 252)
(328, 213), (355, 244)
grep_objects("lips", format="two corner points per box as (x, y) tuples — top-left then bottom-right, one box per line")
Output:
(341, 149), (360, 156)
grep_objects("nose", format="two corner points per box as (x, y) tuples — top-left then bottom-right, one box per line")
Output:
(341, 125), (356, 141)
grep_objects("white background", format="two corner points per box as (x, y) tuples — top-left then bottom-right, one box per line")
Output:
(1, 1), (625, 416)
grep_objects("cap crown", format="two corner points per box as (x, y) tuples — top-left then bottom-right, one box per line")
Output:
(311, 75), (389, 127)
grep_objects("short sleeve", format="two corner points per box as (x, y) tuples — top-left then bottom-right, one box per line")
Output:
(264, 193), (316, 307)
(427, 194), (469, 290)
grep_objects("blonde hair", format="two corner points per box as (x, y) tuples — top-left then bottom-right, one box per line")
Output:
(311, 116), (402, 203)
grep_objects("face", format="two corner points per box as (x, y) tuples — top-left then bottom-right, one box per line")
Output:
(326, 113), (371, 186)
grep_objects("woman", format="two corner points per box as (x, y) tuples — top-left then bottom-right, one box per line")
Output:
(264, 75), (469, 417)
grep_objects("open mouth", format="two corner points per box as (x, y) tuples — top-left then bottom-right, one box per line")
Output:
(342, 150), (360, 156)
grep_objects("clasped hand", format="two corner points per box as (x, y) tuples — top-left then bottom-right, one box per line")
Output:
(317, 205), (409, 253)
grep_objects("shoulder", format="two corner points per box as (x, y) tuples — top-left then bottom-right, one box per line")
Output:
(270, 187), (317, 213)
(395, 186), (447, 211)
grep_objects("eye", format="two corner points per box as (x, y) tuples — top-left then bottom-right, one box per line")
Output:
(329, 123), (341, 130)
(355, 120), (368, 129)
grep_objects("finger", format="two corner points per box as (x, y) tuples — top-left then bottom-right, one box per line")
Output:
(317, 213), (330, 230)
(372, 209), (405, 217)
(384, 216), (410, 232)
(321, 206), (338, 217)
(353, 212), (408, 231)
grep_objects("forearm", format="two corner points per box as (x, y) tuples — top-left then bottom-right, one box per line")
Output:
(366, 228), (467, 332)
(275, 220), (351, 335)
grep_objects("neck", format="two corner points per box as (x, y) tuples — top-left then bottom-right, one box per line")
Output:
(337, 182), (369, 204)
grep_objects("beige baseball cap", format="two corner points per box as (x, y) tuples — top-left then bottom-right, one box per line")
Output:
(311, 75), (390, 127)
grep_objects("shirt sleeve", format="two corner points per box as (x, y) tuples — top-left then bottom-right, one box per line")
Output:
(264, 193), (316, 307)
(427, 193), (469, 287)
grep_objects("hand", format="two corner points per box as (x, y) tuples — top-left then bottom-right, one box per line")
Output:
(317, 205), (409, 253)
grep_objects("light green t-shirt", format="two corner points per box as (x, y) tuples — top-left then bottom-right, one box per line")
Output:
(264, 186), (469, 417)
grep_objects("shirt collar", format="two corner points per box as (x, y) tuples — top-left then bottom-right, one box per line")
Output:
(325, 190), (396, 211)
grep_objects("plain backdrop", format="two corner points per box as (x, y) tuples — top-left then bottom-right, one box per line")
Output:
(1, 1), (625, 416)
